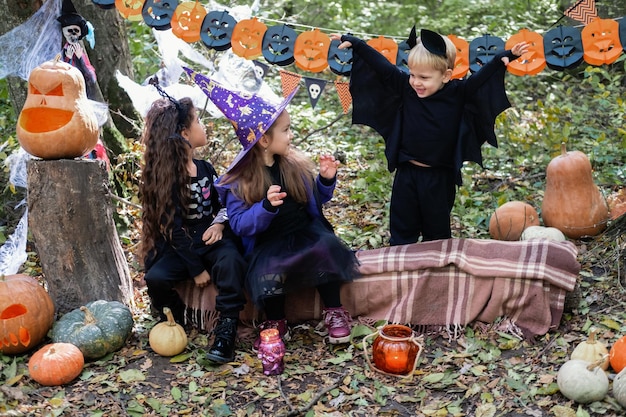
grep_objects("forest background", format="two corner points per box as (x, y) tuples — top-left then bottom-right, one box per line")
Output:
(0, 0), (626, 416)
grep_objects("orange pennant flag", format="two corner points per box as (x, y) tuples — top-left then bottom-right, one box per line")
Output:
(564, 0), (598, 25)
(279, 70), (302, 98)
(334, 80), (352, 114)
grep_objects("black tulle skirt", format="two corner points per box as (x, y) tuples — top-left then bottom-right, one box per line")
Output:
(245, 218), (360, 308)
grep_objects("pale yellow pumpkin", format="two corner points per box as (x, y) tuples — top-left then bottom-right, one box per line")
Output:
(16, 54), (98, 159)
(570, 329), (609, 370)
(149, 307), (188, 357)
(557, 358), (609, 404)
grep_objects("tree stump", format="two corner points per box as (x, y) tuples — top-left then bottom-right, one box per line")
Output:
(27, 159), (133, 313)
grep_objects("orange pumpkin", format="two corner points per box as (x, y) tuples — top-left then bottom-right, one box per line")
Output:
(448, 34), (469, 79)
(294, 29), (330, 72)
(0, 274), (56, 355)
(489, 201), (540, 241)
(171, 1), (206, 43)
(16, 55), (98, 159)
(610, 335), (626, 373)
(581, 18), (623, 66)
(505, 28), (546, 76)
(28, 343), (84, 386)
(541, 143), (609, 239)
(367, 36), (398, 64)
(231, 17), (267, 59)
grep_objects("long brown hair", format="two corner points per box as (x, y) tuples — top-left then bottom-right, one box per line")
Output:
(139, 97), (195, 264)
(219, 112), (316, 206)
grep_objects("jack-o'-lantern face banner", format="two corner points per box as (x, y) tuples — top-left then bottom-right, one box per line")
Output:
(106, 1), (624, 77)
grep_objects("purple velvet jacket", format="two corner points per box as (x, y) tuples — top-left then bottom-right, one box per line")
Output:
(215, 174), (335, 255)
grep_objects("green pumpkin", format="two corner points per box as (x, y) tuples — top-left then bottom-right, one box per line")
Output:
(50, 300), (134, 359)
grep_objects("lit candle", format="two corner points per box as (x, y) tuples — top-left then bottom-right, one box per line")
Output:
(258, 329), (285, 376)
(385, 346), (408, 374)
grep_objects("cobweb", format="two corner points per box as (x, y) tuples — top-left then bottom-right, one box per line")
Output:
(0, 0), (62, 81)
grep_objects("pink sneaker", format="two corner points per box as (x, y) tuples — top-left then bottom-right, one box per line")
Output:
(323, 307), (352, 344)
(253, 319), (290, 351)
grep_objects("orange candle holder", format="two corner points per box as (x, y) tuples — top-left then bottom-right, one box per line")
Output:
(363, 324), (422, 379)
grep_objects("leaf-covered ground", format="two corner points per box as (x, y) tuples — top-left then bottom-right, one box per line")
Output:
(2, 219), (625, 417)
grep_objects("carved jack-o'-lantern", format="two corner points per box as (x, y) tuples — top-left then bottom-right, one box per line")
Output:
(294, 29), (331, 73)
(142, 0), (179, 30)
(469, 34), (505, 73)
(367, 36), (398, 64)
(16, 56), (98, 159)
(0, 274), (55, 355)
(231, 17), (267, 59)
(582, 18), (623, 66)
(328, 39), (352, 75)
(505, 29), (546, 76)
(262, 24), (297, 66)
(200, 10), (236, 51)
(115, 0), (144, 21)
(448, 34), (469, 79)
(171, 1), (206, 43)
(543, 25), (584, 71)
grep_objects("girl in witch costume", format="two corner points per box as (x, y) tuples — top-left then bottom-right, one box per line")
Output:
(185, 70), (359, 347)
(139, 80), (247, 364)
(331, 30), (528, 245)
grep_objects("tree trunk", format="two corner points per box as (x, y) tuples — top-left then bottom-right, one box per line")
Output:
(27, 159), (133, 313)
(0, 0), (140, 159)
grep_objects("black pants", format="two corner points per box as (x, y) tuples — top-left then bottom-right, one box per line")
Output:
(389, 163), (457, 246)
(144, 237), (247, 322)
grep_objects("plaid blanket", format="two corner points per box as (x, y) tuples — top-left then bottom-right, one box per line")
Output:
(175, 238), (580, 338)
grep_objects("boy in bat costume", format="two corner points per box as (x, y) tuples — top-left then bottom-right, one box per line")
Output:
(331, 29), (528, 245)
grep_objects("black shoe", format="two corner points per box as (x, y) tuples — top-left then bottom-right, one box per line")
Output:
(206, 317), (238, 364)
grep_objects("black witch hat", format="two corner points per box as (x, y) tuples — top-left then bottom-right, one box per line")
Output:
(57, 0), (88, 40)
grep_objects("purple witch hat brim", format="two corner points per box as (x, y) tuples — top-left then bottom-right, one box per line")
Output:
(184, 67), (299, 172)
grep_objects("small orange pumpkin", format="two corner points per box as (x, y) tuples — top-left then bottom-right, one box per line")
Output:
(0, 274), (55, 355)
(16, 55), (98, 159)
(489, 201), (540, 241)
(28, 343), (84, 386)
(610, 335), (626, 373)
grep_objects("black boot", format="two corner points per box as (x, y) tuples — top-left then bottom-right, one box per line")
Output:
(206, 317), (238, 364)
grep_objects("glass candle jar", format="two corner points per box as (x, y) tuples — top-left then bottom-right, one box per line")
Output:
(371, 325), (420, 375)
(257, 328), (285, 376)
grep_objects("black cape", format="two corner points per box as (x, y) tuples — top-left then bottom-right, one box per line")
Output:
(349, 53), (510, 185)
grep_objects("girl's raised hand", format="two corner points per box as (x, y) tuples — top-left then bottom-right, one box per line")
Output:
(267, 184), (287, 207)
(502, 41), (530, 65)
(319, 154), (339, 179)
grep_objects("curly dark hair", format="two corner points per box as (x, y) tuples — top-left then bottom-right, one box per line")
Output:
(138, 97), (195, 265)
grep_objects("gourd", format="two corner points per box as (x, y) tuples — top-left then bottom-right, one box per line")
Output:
(557, 358), (609, 403)
(541, 143), (609, 239)
(50, 300), (134, 359)
(570, 329), (609, 370)
(16, 54), (98, 159)
(28, 343), (84, 386)
(488, 201), (540, 241)
(520, 225), (566, 242)
(609, 335), (626, 374)
(149, 307), (188, 357)
(613, 367), (626, 408)
(0, 274), (55, 355)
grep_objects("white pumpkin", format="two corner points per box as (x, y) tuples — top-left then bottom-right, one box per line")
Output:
(557, 359), (609, 403)
(520, 225), (567, 241)
(613, 367), (626, 407)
